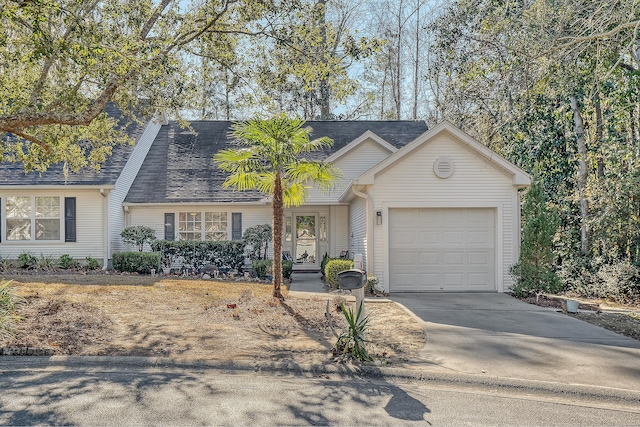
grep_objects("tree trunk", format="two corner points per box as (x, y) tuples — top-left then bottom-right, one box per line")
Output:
(272, 172), (284, 300)
(570, 95), (589, 255)
(594, 92), (604, 178)
(316, 0), (331, 119)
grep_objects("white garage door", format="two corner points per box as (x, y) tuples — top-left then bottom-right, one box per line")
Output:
(389, 208), (496, 292)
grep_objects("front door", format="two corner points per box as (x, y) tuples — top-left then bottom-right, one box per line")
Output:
(294, 214), (318, 267)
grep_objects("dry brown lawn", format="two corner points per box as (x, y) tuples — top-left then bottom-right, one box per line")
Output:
(0, 273), (425, 366)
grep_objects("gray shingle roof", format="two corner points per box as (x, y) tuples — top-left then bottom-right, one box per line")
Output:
(0, 104), (145, 186)
(125, 120), (428, 204)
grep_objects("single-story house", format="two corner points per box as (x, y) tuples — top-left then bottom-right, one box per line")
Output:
(0, 114), (530, 293)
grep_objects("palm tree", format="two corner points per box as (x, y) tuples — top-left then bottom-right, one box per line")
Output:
(214, 114), (339, 300)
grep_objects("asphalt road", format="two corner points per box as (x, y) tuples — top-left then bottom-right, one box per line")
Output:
(1, 364), (638, 426)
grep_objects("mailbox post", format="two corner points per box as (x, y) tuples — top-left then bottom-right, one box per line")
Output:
(337, 268), (366, 322)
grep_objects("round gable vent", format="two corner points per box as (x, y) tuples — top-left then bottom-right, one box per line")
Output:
(433, 158), (455, 179)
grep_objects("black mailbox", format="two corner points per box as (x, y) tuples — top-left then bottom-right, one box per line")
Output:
(338, 269), (366, 290)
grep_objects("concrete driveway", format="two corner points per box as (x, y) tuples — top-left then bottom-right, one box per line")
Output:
(391, 293), (640, 391)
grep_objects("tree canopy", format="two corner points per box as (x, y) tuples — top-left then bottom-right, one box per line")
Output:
(0, 0), (298, 171)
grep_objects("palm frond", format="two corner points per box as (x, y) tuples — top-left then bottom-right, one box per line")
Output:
(283, 182), (308, 207)
(287, 161), (342, 191)
(222, 171), (264, 191)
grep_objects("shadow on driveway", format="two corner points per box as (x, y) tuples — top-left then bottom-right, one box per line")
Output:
(391, 292), (640, 390)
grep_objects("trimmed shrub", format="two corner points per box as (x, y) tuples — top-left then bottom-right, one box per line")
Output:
(252, 259), (294, 279)
(325, 259), (354, 288)
(322, 256), (342, 277)
(150, 240), (247, 273)
(112, 252), (161, 274)
(57, 254), (80, 270)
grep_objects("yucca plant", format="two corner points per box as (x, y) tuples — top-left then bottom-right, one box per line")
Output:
(0, 281), (24, 340)
(335, 303), (372, 362)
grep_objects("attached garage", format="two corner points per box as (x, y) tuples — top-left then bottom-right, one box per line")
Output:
(342, 121), (531, 294)
(389, 208), (495, 292)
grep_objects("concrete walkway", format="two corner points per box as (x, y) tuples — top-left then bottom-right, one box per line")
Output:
(288, 272), (328, 294)
(392, 293), (640, 391)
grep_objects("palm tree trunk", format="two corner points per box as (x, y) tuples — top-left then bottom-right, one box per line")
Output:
(272, 172), (284, 300)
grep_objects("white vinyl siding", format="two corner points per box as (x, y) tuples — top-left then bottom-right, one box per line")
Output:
(349, 196), (366, 267)
(306, 138), (393, 204)
(372, 133), (520, 292)
(330, 205), (349, 258)
(0, 189), (105, 261)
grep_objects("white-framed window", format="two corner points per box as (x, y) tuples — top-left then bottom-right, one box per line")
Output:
(205, 212), (227, 241)
(178, 212), (201, 241)
(6, 196), (61, 241)
(178, 211), (228, 241)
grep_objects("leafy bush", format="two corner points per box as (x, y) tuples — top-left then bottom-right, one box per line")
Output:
(325, 259), (354, 288)
(243, 224), (272, 260)
(510, 169), (561, 296)
(558, 256), (640, 303)
(112, 252), (161, 274)
(282, 260), (293, 280)
(36, 254), (57, 271)
(121, 226), (157, 251)
(0, 281), (24, 340)
(366, 276), (381, 294)
(84, 257), (100, 271)
(57, 254), (80, 270)
(150, 240), (247, 273)
(334, 303), (371, 362)
(252, 259), (270, 278)
(252, 259), (294, 279)
(17, 252), (36, 269)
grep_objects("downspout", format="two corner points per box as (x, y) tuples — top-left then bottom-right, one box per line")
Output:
(100, 189), (110, 270)
(352, 184), (373, 276)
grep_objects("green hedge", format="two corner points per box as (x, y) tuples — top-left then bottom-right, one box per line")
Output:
(322, 256), (342, 277)
(150, 240), (247, 273)
(252, 259), (294, 279)
(325, 259), (354, 288)
(112, 252), (161, 273)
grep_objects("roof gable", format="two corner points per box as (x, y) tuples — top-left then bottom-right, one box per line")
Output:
(354, 120), (531, 187)
(324, 130), (397, 163)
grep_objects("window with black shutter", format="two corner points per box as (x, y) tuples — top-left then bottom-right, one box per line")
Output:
(232, 213), (242, 240)
(64, 197), (76, 242)
(164, 213), (175, 240)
